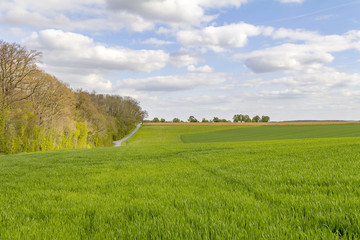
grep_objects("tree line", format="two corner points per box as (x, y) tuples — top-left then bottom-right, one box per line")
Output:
(149, 114), (270, 123)
(0, 40), (147, 154)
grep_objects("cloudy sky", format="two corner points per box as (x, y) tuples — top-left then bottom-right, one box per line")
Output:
(1, 0), (360, 121)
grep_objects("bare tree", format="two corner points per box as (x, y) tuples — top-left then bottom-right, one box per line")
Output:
(0, 40), (42, 108)
(28, 71), (74, 127)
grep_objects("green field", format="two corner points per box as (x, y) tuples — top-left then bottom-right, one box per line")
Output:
(181, 124), (360, 143)
(1, 124), (360, 239)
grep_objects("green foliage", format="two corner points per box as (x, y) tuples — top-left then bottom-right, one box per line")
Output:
(0, 40), (145, 155)
(213, 117), (228, 122)
(252, 115), (260, 122)
(75, 121), (88, 148)
(233, 114), (269, 123)
(261, 115), (270, 122)
(0, 109), (7, 153)
(201, 118), (209, 123)
(188, 115), (198, 122)
(1, 125), (360, 238)
(173, 118), (180, 123)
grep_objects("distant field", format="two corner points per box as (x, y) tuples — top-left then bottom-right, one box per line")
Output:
(181, 124), (360, 143)
(144, 121), (360, 126)
(1, 124), (360, 239)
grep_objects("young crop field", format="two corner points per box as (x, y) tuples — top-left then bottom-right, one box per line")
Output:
(1, 123), (360, 239)
(181, 123), (360, 143)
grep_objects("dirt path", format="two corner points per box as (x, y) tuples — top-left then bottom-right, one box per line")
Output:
(113, 123), (142, 147)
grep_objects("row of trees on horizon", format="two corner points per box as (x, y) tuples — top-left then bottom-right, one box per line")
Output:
(149, 114), (270, 123)
(0, 40), (147, 154)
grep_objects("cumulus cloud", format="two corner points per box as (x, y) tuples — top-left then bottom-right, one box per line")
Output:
(24, 29), (169, 73)
(142, 38), (174, 45)
(21, 29), (171, 93)
(236, 28), (360, 73)
(0, 0), (253, 32)
(187, 65), (214, 73)
(240, 44), (334, 73)
(272, 28), (358, 52)
(177, 22), (273, 52)
(117, 73), (228, 91)
(0, 0), (155, 32)
(241, 67), (360, 94)
(169, 49), (202, 67)
(106, 0), (248, 26)
(74, 74), (113, 91)
(277, 0), (304, 3)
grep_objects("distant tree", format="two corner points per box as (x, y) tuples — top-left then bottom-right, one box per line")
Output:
(173, 118), (180, 123)
(252, 115), (260, 123)
(202, 118), (209, 123)
(261, 115), (270, 122)
(153, 117), (160, 122)
(160, 118), (166, 123)
(233, 114), (240, 122)
(239, 114), (245, 122)
(242, 114), (251, 122)
(188, 116), (198, 123)
(213, 117), (220, 122)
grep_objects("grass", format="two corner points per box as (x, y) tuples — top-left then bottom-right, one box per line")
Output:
(181, 123), (360, 143)
(1, 124), (360, 239)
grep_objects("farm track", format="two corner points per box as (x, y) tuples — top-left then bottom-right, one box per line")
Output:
(113, 123), (142, 146)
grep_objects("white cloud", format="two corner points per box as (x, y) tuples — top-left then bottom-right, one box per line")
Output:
(142, 38), (174, 45)
(277, 0), (304, 3)
(272, 28), (319, 42)
(106, 0), (204, 25)
(74, 74), (113, 91)
(24, 29), (169, 73)
(117, 72), (228, 91)
(0, 0), (156, 32)
(21, 29), (172, 93)
(238, 44), (333, 73)
(106, 0), (248, 26)
(241, 67), (360, 94)
(272, 28), (358, 52)
(187, 65), (214, 73)
(170, 49), (202, 67)
(177, 22), (273, 52)
(236, 28), (360, 73)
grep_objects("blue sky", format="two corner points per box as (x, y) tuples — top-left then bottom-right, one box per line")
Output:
(1, 0), (360, 121)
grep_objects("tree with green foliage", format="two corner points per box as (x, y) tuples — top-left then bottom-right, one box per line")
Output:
(160, 118), (166, 123)
(234, 114), (245, 122)
(173, 118), (180, 123)
(0, 39), (148, 154)
(242, 115), (251, 122)
(233, 114), (241, 122)
(252, 115), (260, 122)
(261, 115), (270, 122)
(188, 116), (198, 123)
(202, 118), (209, 123)
(153, 117), (160, 122)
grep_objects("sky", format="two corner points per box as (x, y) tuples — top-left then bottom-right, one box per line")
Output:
(1, 0), (360, 121)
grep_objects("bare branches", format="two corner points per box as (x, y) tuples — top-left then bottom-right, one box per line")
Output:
(0, 40), (42, 108)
